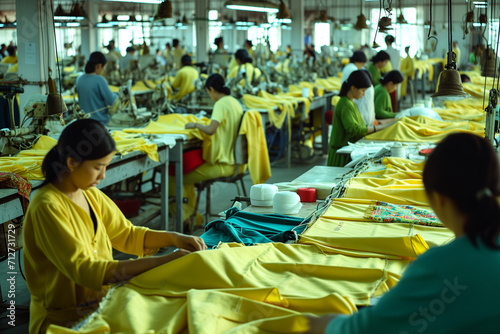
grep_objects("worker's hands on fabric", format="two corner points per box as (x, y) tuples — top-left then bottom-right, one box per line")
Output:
(166, 248), (192, 262)
(185, 122), (197, 129)
(303, 314), (339, 333)
(174, 233), (207, 251)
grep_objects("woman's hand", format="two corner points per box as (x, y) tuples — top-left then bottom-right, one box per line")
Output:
(185, 122), (197, 129)
(174, 233), (207, 251)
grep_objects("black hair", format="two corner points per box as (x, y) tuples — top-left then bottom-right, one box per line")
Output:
(350, 51), (367, 63)
(360, 68), (374, 85)
(205, 73), (230, 95)
(460, 74), (471, 83)
(244, 39), (253, 48)
(41, 119), (116, 186)
(339, 70), (372, 97)
(235, 49), (252, 64)
(126, 46), (135, 53)
(173, 39), (179, 47)
(423, 133), (500, 250)
(85, 51), (107, 74)
(181, 55), (192, 66)
(380, 70), (404, 85)
(214, 37), (223, 46)
(371, 50), (390, 63)
(385, 35), (395, 44)
(6, 45), (15, 56)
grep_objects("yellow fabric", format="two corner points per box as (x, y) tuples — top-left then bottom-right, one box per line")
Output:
(459, 72), (497, 98)
(365, 115), (485, 143)
(48, 242), (418, 333)
(7, 62), (18, 72)
(400, 55), (415, 97)
(227, 55), (237, 72)
(242, 93), (292, 130)
(1, 55), (17, 63)
(315, 76), (342, 92)
(205, 95), (243, 165)
(0, 134), (158, 180)
(435, 98), (486, 122)
(123, 113), (207, 139)
(24, 183), (150, 333)
(240, 109), (271, 184)
(171, 66), (199, 101)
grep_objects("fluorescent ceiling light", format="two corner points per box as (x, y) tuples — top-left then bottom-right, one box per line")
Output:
(102, 0), (160, 3)
(473, 1), (487, 4)
(235, 21), (255, 25)
(208, 10), (218, 20)
(67, 22), (81, 27)
(474, 4), (487, 7)
(225, 0), (279, 13)
(55, 16), (85, 21)
(117, 15), (129, 21)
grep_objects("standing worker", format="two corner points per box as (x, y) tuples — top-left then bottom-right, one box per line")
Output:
(368, 51), (390, 86)
(172, 39), (186, 70)
(76, 52), (117, 125)
(384, 35), (401, 112)
(1, 45), (17, 64)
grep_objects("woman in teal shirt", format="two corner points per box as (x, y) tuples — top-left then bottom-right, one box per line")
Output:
(308, 133), (500, 333)
(327, 71), (392, 167)
(374, 70), (404, 119)
(368, 50), (390, 86)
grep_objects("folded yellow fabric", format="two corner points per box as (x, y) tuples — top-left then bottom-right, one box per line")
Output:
(242, 93), (293, 130)
(123, 114), (207, 140)
(315, 77), (342, 92)
(0, 133), (159, 180)
(365, 115), (484, 142)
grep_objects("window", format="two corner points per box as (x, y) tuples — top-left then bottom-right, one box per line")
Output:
(314, 23), (330, 53)
(370, 7), (423, 58)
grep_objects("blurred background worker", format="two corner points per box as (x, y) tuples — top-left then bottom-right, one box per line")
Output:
(171, 55), (199, 102)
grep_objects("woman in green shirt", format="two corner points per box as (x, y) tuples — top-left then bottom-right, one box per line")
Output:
(308, 132), (500, 333)
(374, 70), (404, 119)
(327, 70), (392, 167)
(368, 51), (390, 86)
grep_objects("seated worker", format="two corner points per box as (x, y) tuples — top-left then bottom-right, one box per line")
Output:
(119, 46), (137, 71)
(228, 39), (254, 73)
(307, 132), (500, 333)
(227, 48), (261, 85)
(374, 70), (404, 119)
(155, 48), (166, 66)
(170, 74), (244, 229)
(1, 45), (17, 64)
(171, 54), (199, 102)
(341, 52), (375, 127)
(23, 119), (206, 333)
(76, 52), (117, 125)
(327, 70), (393, 167)
(368, 50), (390, 86)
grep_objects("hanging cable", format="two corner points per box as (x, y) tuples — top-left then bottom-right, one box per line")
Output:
(427, 0), (438, 50)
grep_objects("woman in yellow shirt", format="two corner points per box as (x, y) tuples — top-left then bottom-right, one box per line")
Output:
(227, 49), (261, 85)
(176, 74), (244, 227)
(171, 54), (199, 102)
(1, 45), (17, 64)
(23, 119), (206, 333)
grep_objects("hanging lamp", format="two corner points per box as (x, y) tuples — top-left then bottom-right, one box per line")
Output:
(432, 0), (469, 98)
(353, 0), (368, 30)
(45, 70), (68, 116)
(276, 0), (290, 19)
(153, 0), (173, 20)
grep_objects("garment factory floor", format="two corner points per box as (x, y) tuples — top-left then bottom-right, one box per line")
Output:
(0, 149), (328, 333)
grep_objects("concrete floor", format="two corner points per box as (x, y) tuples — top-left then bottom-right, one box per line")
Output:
(0, 147), (327, 333)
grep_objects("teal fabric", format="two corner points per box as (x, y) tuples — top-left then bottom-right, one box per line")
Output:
(374, 84), (395, 119)
(201, 207), (309, 248)
(326, 235), (500, 334)
(327, 96), (368, 167)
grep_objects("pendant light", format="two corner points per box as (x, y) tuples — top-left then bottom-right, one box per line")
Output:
(353, 0), (368, 30)
(153, 0), (173, 20)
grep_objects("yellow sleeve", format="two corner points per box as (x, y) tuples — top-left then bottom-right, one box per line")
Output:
(98, 190), (150, 256)
(29, 201), (118, 291)
(171, 70), (182, 90)
(228, 67), (237, 79)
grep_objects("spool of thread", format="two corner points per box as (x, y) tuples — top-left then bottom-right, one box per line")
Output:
(296, 188), (317, 202)
(250, 184), (278, 207)
(391, 143), (406, 158)
(302, 87), (310, 98)
(273, 191), (302, 215)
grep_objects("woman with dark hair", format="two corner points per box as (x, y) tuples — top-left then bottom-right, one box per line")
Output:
(23, 119), (206, 333)
(327, 70), (393, 167)
(227, 48), (261, 83)
(76, 52), (117, 125)
(307, 132), (500, 333)
(374, 70), (404, 119)
(368, 50), (390, 85)
(171, 54), (199, 101)
(176, 74), (244, 227)
(213, 37), (226, 54)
